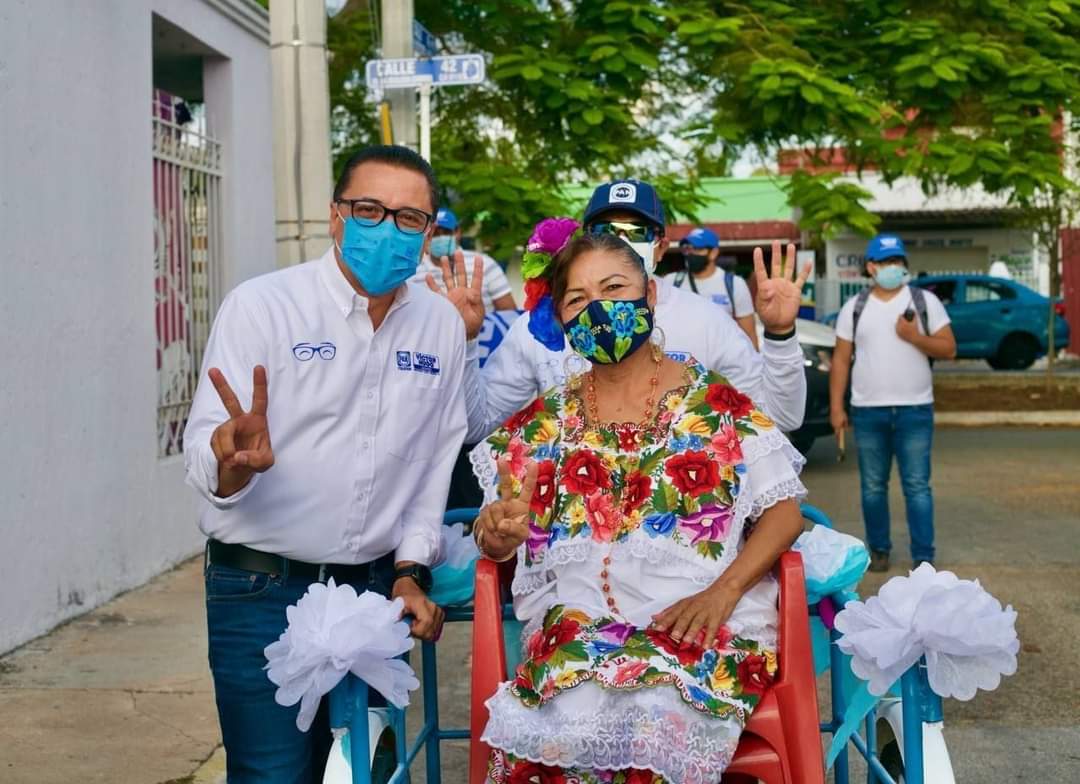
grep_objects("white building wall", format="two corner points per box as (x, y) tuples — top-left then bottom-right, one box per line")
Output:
(0, 0), (273, 653)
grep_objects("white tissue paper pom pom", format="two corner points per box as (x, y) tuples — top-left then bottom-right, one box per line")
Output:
(834, 563), (1019, 699)
(912, 580), (1019, 701)
(436, 522), (480, 569)
(264, 579), (420, 731)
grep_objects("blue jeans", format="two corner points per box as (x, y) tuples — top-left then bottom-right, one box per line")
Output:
(205, 552), (395, 783)
(850, 404), (936, 562)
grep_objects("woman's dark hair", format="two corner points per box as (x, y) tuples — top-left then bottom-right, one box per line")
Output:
(333, 145), (439, 213)
(550, 233), (648, 309)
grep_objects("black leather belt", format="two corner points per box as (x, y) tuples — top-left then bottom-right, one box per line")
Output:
(206, 539), (391, 584)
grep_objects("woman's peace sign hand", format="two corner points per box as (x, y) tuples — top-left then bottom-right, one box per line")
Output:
(475, 458), (538, 560)
(208, 365), (274, 497)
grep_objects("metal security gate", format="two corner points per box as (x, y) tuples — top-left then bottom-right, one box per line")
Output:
(153, 89), (223, 457)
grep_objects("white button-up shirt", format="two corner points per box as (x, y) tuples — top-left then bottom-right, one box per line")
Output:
(463, 276), (806, 442)
(184, 248), (467, 566)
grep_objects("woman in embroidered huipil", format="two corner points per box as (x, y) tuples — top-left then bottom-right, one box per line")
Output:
(472, 225), (807, 784)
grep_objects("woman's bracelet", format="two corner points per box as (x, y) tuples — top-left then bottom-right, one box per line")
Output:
(474, 522), (516, 563)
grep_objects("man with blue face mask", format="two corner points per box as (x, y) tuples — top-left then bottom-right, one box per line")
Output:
(183, 145), (467, 781)
(411, 208), (517, 314)
(830, 234), (957, 573)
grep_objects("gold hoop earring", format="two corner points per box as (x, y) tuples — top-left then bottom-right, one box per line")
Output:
(563, 352), (590, 385)
(650, 324), (667, 355)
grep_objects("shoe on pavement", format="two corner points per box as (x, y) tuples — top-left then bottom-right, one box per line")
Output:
(914, 559), (934, 569)
(869, 550), (890, 572)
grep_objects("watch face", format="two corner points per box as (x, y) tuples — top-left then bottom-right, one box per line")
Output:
(397, 565), (432, 592)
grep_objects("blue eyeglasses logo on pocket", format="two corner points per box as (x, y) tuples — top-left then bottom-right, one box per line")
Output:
(293, 342), (336, 361)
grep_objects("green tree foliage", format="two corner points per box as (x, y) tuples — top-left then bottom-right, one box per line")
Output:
(314, 1), (1080, 254)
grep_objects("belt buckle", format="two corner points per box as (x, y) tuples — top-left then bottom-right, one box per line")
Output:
(317, 563), (328, 583)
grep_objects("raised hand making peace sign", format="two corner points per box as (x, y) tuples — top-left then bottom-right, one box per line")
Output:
(753, 240), (812, 334)
(208, 365), (274, 498)
(474, 457), (539, 562)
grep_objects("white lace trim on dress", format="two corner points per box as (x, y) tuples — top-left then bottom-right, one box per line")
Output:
(482, 680), (741, 784)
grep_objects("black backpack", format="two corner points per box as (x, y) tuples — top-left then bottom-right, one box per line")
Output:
(851, 286), (933, 365)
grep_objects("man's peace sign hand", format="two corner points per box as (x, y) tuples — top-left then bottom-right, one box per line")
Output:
(475, 458), (537, 560)
(425, 249), (485, 340)
(753, 240), (811, 334)
(208, 365), (274, 498)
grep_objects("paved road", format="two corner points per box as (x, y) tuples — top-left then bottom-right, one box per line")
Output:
(1, 428), (1077, 783)
(934, 357), (1080, 376)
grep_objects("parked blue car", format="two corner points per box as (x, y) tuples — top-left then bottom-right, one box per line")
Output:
(910, 275), (1070, 369)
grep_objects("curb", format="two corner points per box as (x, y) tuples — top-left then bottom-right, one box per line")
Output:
(934, 411), (1080, 427)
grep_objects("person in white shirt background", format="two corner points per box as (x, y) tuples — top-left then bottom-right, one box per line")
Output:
(438, 178), (811, 449)
(413, 207), (517, 313)
(183, 145), (466, 782)
(668, 226), (759, 349)
(829, 234), (957, 573)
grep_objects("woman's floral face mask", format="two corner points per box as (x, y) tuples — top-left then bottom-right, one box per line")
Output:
(562, 297), (654, 364)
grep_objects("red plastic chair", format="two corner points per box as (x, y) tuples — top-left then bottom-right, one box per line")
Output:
(468, 552), (825, 784)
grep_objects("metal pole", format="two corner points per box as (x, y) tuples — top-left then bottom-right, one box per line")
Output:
(381, 0), (417, 151)
(419, 82), (431, 162)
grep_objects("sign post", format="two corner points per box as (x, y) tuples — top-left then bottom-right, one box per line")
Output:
(365, 54), (486, 161)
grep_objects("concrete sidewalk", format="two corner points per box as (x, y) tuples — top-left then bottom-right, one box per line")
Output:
(0, 557), (221, 784)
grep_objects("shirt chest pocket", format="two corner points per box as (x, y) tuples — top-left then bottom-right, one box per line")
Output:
(385, 376), (444, 463)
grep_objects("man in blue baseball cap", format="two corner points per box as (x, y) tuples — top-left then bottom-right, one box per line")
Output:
(413, 207), (517, 314)
(668, 226), (758, 349)
(830, 233), (957, 572)
(457, 178), (811, 444)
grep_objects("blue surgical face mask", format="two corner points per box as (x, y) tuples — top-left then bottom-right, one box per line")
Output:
(429, 234), (456, 260)
(336, 211), (425, 296)
(873, 263), (910, 291)
(562, 297), (654, 364)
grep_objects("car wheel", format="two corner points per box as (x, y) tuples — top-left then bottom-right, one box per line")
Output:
(991, 333), (1039, 370)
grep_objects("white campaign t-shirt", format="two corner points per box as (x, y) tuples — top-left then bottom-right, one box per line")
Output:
(667, 270), (754, 318)
(412, 250), (513, 314)
(835, 285), (950, 407)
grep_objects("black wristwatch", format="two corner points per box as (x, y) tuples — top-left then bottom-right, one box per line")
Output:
(394, 564), (433, 593)
(763, 326), (798, 341)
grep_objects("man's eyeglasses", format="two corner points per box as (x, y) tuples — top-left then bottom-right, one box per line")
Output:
(336, 199), (433, 235)
(588, 221), (659, 243)
(293, 342), (337, 361)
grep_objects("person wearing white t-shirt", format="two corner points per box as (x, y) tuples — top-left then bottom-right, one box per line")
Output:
(414, 207), (517, 313)
(667, 226), (758, 349)
(829, 234), (957, 573)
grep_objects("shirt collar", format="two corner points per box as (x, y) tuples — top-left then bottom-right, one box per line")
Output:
(317, 246), (412, 318)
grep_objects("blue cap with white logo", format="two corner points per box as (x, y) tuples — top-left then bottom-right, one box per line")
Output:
(435, 208), (458, 231)
(583, 179), (666, 229)
(680, 227), (719, 249)
(865, 233), (907, 262)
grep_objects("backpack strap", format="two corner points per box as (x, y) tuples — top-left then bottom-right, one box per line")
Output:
(908, 285), (935, 367)
(909, 285), (931, 335)
(850, 287), (872, 345)
(724, 271), (736, 316)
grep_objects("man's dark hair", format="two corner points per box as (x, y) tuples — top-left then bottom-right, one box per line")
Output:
(333, 145), (439, 213)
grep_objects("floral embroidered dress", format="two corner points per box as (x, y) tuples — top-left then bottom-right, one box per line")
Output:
(471, 361), (807, 784)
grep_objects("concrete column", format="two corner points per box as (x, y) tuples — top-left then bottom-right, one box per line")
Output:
(381, 0), (417, 150)
(271, 0), (334, 266)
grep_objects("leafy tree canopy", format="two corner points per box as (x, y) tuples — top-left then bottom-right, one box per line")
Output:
(312, 0), (1080, 257)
